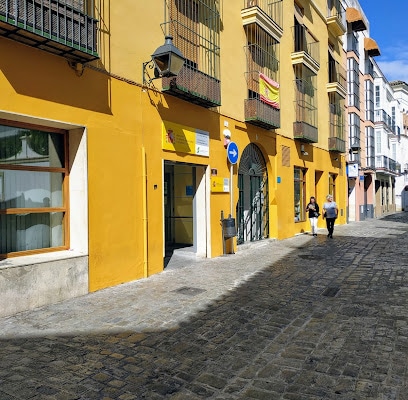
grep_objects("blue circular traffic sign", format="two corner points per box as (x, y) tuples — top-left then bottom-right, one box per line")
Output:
(227, 142), (239, 164)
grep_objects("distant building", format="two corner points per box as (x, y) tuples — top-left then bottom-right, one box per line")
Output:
(343, 0), (380, 220)
(390, 80), (408, 211)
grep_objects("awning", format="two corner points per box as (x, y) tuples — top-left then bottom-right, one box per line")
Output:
(346, 7), (367, 31)
(364, 37), (381, 57)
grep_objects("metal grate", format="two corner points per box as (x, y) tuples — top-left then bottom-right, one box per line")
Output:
(242, 0), (283, 28)
(0, 0), (98, 62)
(237, 144), (269, 244)
(162, 63), (221, 107)
(245, 97), (280, 129)
(162, 0), (220, 107)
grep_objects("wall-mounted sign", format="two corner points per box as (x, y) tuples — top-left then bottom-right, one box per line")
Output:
(162, 121), (209, 157)
(226, 142), (239, 164)
(211, 177), (229, 193)
(347, 163), (359, 178)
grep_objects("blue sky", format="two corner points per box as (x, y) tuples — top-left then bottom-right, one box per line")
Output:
(358, 0), (408, 83)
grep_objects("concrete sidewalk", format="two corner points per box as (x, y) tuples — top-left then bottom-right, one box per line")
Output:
(1, 213), (408, 399)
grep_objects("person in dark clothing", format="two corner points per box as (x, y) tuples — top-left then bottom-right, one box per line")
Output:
(305, 196), (320, 237)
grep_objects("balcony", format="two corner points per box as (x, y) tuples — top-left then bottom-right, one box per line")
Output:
(327, 60), (346, 98)
(162, 63), (221, 108)
(328, 136), (345, 153)
(376, 155), (399, 175)
(375, 109), (397, 134)
(291, 24), (320, 74)
(245, 98), (280, 130)
(241, 0), (283, 40)
(0, 0), (98, 63)
(294, 100), (318, 142)
(326, 0), (346, 36)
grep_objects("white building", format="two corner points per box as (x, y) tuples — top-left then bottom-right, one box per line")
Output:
(390, 80), (408, 210)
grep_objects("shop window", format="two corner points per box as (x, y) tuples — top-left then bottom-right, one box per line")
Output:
(0, 122), (68, 257)
(294, 167), (306, 222)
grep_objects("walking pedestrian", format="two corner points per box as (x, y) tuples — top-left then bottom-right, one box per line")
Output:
(322, 194), (338, 238)
(305, 196), (320, 236)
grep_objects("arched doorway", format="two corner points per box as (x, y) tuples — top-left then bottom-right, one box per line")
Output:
(237, 143), (269, 244)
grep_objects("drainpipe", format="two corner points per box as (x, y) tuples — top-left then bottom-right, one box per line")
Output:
(142, 146), (148, 278)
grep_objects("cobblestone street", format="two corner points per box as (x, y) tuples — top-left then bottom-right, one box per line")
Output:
(1, 213), (408, 399)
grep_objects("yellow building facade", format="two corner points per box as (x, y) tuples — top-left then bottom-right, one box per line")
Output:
(0, 0), (347, 316)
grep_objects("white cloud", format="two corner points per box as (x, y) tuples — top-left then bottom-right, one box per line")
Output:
(376, 42), (408, 83)
(377, 60), (408, 83)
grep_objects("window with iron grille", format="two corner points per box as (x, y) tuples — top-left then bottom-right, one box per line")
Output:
(365, 79), (374, 122)
(329, 92), (344, 140)
(0, 122), (68, 257)
(164, 0), (220, 80)
(245, 24), (279, 99)
(347, 57), (360, 109)
(294, 167), (306, 222)
(294, 64), (317, 128)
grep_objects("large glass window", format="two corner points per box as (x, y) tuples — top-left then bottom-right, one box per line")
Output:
(347, 58), (360, 109)
(0, 122), (68, 257)
(365, 80), (374, 122)
(366, 126), (375, 168)
(375, 85), (380, 107)
(294, 167), (306, 222)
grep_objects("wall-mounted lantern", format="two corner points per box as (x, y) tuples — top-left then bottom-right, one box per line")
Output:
(143, 35), (185, 85)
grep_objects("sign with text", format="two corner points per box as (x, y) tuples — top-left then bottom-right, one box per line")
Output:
(211, 177), (229, 193)
(347, 163), (359, 178)
(162, 121), (209, 157)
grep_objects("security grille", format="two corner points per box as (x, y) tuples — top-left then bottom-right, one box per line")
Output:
(161, 0), (221, 107)
(0, 0), (98, 62)
(237, 144), (269, 244)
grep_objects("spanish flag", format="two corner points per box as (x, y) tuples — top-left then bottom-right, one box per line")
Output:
(259, 73), (280, 109)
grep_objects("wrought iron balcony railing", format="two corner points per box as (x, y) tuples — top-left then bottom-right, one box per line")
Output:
(375, 109), (397, 134)
(328, 60), (346, 89)
(326, 0), (346, 36)
(293, 100), (318, 143)
(162, 63), (221, 108)
(0, 0), (98, 62)
(376, 155), (398, 174)
(245, 98), (280, 130)
(242, 0), (283, 29)
(292, 24), (320, 65)
(328, 136), (345, 153)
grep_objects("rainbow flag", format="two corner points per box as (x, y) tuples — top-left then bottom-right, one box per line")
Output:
(259, 73), (280, 109)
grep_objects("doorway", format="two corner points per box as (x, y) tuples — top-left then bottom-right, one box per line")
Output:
(164, 162), (207, 266)
(237, 144), (269, 244)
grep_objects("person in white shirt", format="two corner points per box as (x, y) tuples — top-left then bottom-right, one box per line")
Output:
(322, 194), (338, 238)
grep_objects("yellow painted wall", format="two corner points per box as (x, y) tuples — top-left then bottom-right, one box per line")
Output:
(0, 0), (348, 293)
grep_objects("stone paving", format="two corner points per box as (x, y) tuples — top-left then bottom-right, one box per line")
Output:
(2, 214), (408, 399)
